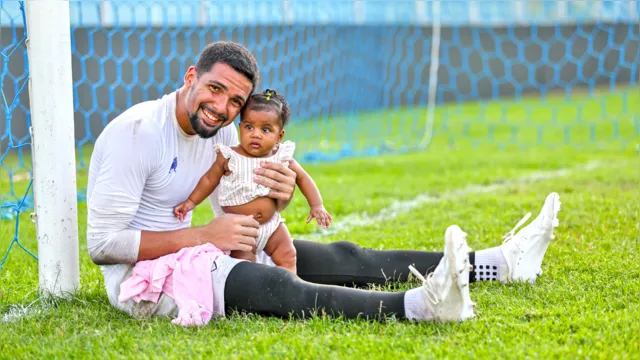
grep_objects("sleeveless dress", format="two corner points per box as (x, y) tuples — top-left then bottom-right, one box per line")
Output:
(214, 140), (296, 253)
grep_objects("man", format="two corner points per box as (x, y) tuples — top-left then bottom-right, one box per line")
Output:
(87, 41), (560, 323)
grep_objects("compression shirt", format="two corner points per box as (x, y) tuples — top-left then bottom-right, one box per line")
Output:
(86, 90), (238, 311)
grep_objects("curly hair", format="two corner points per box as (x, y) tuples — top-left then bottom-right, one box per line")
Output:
(242, 89), (291, 128)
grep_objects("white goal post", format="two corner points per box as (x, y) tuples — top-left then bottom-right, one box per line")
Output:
(25, 0), (80, 298)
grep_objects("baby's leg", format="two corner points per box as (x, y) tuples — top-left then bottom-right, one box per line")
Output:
(230, 250), (256, 263)
(263, 224), (297, 274)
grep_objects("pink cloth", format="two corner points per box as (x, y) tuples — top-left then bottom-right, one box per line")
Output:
(118, 244), (228, 326)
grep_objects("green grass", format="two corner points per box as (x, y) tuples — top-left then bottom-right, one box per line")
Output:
(285, 86), (640, 155)
(1, 88), (640, 358)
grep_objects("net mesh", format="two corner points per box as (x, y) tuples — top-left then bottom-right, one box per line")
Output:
(1, 0), (37, 269)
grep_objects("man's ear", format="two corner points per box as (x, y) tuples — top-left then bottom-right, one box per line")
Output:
(184, 66), (197, 87)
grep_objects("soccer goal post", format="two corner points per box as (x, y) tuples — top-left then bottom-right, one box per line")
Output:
(24, 0), (79, 298)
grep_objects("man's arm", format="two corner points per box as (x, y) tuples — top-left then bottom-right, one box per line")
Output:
(87, 117), (203, 265)
(137, 214), (258, 262)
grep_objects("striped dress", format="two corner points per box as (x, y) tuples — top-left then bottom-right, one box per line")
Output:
(214, 141), (296, 253)
(215, 140), (296, 207)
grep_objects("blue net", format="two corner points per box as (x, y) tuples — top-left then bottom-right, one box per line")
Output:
(1, 0), (639, 268)
(1, 0), (37, 269)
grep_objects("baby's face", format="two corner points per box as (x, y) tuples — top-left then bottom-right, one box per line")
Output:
(239, 109), (284, 157)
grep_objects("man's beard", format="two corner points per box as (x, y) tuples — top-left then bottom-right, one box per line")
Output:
(188, 105), (228, 139)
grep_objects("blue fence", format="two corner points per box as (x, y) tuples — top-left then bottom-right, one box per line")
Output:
(2, 0), (639, 27)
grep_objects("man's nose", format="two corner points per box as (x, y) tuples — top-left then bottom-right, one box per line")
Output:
(210, 97), (227, 116)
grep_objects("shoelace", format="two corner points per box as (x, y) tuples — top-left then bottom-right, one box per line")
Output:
(502, 212), (531, 244)
(408, 265), (440, 305)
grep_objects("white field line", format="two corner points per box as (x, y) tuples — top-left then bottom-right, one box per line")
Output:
(1, 301), (42, 324)
(298, 161), (606, 240)
(13, 173), (31, 182)
(5, 172), (32, 182)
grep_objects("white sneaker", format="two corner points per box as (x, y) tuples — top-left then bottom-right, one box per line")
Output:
(499, 192), (561, 284)
(409, 225), (476, 322)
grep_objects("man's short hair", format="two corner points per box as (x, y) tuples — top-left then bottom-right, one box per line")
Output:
(195, 41), (259, 93)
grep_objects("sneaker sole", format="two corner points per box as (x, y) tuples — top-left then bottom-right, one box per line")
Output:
(540, 192), (561, 231)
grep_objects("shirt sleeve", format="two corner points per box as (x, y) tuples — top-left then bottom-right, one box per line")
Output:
(86, 117), (163, 265)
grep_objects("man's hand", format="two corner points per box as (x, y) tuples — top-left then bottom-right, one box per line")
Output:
(253, 162), (297, 208)
(202, 214), (260, 252)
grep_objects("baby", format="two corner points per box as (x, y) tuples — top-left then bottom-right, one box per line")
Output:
(174, 89), (332, 274)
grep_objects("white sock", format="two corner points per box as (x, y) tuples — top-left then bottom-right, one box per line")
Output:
(404, 288), (433, 321)
(474, 246), (507, 281)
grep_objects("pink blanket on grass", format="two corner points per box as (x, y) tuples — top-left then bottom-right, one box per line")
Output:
(118, 244), (228, 327)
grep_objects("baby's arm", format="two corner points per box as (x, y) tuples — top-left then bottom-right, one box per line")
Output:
(174, 152), (226, 221)
(288, 160), (333, 228)
(189, 152), (227, 204)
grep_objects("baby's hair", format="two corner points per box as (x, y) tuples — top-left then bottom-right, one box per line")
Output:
(242, 89), (291, 128)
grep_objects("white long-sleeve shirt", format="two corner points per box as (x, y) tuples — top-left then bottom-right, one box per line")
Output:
(86, 90), (239, 313)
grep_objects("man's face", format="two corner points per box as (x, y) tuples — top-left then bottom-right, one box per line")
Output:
(184, 62), (253, 138)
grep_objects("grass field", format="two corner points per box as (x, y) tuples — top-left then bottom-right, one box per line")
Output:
(1, 89), (640, 358)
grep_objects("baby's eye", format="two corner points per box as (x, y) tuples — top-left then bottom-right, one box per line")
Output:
(246, 125), (253, 130)
(262, 128), (270, 133)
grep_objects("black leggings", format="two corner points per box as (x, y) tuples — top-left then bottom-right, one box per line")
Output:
(224, 240), (476, 320)
(295, 240), (446, 286)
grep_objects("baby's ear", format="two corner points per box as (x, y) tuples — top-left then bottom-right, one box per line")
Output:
(278, 129), (285, 142)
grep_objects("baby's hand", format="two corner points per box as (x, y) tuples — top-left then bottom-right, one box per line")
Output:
(174, 199), (196, 222)
(306, 205), (333, 229)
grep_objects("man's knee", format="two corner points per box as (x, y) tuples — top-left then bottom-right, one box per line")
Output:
(266, 263), (300, 290)
(329, 241), (366, 259)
